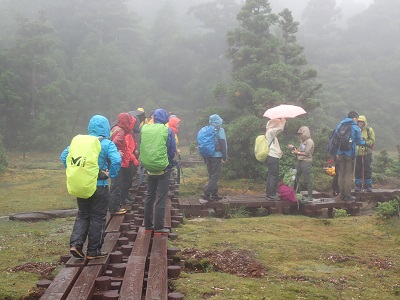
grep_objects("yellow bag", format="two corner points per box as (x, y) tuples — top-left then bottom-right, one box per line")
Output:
(325, 166), (336, 177)
(66, 135), (101, 199)
(254, 135), (269, 162)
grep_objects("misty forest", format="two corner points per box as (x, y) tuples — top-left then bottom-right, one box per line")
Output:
(0, 0), (399, 179)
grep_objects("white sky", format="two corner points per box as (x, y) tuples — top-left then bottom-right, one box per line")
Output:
(337, 0), (373, 4)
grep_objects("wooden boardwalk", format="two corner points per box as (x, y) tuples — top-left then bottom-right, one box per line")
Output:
(39, 182), (184, 300)
(178, 189), (400, 218)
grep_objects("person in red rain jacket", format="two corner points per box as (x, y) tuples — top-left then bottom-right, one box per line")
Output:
(108, 113), (137, 214)
(122, 118), (140, 204)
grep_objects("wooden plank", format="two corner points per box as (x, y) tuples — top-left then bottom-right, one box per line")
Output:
(65, 265), (103, 300)
(177, 198), (191, 209)
(87, 232), (120, 266)
(145, 235), (168, 300)
(119, 227), (152, 299)
(105, 214), (125, 233)
(40, 267), (80, 300)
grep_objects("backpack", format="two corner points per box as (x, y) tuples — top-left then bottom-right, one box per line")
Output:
(66, 135), (101, 199)
(337, 124), (352, 151)
(327, 124), (352, 154)
(327, 129), (339, 155)
(197, 125), (219, 158)
(254, 135), (269, 162)
(140, 123), (169, 173)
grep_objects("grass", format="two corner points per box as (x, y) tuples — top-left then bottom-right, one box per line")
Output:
(170, 216), (400, 299)
(1, 150), (400, 299)
(0, 151), (76, 216)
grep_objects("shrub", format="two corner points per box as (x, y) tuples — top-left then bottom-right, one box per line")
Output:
(376, 198), (400, 219)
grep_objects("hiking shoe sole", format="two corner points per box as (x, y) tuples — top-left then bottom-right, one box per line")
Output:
(70, 246), (85, 259)
(86, 252), (108, 260)
(110, 209), (127, 215)
(154, 228), (170, 234)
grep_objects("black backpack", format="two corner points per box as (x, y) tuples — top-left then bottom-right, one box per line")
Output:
(327, 124), (352, 154)
(337, 124), (352, 151)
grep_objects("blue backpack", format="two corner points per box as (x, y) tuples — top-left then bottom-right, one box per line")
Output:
(197, 125), (219, 158)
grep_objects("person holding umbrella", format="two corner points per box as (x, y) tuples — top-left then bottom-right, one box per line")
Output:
(263, 104), (306, 201)
(265, 118), (286, 201)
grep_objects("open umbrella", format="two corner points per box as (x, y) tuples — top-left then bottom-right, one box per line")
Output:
(263, 104), (306, 119)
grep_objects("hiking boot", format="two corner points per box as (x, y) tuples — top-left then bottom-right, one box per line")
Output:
(110, 208), (126, 215)
(366, 186), (373, 193)
(154, 228), (170, 234)
(210, 194), (223, 201)
(145, 226), (154, 232)
(86, 251), (108, 260)
(355, 186), (362, 192)
(70, 246), (85, 259)
(266, 195), (280, 201)
(332, 191), (339, 197)
(201, 193), (211, 201)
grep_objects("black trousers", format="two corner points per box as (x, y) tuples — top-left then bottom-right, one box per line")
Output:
(204, 157), (222, 196)
(70, 186), (109, 256)
(266, 156), (280, 197)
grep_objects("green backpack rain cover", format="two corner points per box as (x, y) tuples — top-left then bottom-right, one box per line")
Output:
(140, 124), (169, 173)
(66, 135), (101, 199)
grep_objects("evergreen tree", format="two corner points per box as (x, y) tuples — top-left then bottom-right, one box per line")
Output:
(215, 0), (321, 178)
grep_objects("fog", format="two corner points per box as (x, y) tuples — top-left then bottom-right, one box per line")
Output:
(0, 0), (399, 151)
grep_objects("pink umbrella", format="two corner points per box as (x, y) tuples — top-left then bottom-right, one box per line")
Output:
(263, 104), (306, 119)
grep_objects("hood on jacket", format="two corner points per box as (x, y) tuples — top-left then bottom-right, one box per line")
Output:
(117, 112), (134, 133)
(340, 117), (355, 125)
(297, 126), (311, 142)
(357, 115), (368, 127)
(153, 109), (169, 124)
(266, 119), (281, 131)
(88, 115), (111, 138)
(168, 116), (180, 134)
(209, 114), (223, 128)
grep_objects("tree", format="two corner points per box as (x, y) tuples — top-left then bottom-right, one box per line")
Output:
(213, 0), (321, 178)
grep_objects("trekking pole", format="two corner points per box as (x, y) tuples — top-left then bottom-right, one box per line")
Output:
(178, 154), (185, 185)
(361, 147), (365, 192)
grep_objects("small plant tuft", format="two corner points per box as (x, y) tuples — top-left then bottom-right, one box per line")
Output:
(334, 209), (349, 218)
(225, 204), (249, 218)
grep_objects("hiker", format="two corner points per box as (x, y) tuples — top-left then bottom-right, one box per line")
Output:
(355, 115), (375, 192)
(265, 118), (286, 201)
(61, 115), (121, 260)
(140, 109), (177, 234)
(122, 111), (142, 203)
(167, 115), (182, 183)
(334, 111), (365, 201)
(108, 112), (138, 214)
(288, 126), (315, 203)
(200, 114), (227, 201)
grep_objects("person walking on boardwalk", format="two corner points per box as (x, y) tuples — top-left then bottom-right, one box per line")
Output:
(109, 112), (138, 214)
(354, 115), (375, 192)
(265, 118), (286, 201)
(61, 115), (121, 260)
(198, 114), (228, 201)
(334, 111), (365, 201)
(140, 109), (177, 234)
(288, 126), (315, 203)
